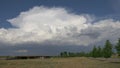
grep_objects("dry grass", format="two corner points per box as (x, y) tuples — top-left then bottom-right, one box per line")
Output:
(0, 57), (120, 68)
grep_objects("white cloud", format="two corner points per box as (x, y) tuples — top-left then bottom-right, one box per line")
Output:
(0, 6), (120, 46)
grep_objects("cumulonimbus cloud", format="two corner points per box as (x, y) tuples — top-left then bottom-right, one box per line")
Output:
(0, 6), (120, 46)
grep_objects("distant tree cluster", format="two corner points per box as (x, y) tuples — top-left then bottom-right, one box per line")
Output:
(115, 38), (120, 56)
(90, 40), (112, 58)
(60, 51), (88, 57)
(60, 38), (120, 58)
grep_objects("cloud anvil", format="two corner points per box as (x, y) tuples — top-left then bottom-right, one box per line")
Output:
(0, 6), (120, 46)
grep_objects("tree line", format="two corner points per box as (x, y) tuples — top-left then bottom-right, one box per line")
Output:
(60, 38), (120, 58)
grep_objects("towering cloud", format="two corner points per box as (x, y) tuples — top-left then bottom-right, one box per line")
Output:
(0, 6), (120, 46)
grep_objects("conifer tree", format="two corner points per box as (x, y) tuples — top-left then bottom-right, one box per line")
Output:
(91, 46), (98, 58)
(60, 51), (68, 57)
(115, 38), (120, 56)
(103, 40), (112, 58)
(97, 46), (102, 57)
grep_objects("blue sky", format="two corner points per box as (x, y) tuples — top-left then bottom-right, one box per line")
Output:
(0, 0), (120, 56)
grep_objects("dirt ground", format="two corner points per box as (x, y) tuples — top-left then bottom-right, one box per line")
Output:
(0, 57), (120, 68)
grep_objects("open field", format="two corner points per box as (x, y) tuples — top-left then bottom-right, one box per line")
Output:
(0, 57), (120, 68)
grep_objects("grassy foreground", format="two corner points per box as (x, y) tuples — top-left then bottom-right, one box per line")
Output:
(0, 57), (120, 68)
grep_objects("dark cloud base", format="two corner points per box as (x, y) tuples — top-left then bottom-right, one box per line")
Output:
(0, 43), (93, 56)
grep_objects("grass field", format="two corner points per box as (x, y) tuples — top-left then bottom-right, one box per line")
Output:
(0, 57), (120, 68)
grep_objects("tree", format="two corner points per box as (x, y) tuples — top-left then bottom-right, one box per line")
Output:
(68, 52), (75, 57)
(103, 40), (112, 58)
(91, 46), (98, 58)
(115, 38), (120, 56)
(60, 51), (68, 57)
(97, 46), (102, 57)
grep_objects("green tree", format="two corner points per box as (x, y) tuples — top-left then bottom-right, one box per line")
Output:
(68, 52), (75, 57)
(97, 46), (102, 57)
(60, 51), (68, 57)
(91, 46), (98, 58)
(103, 40), (112, 58)
(115, 38), (120, 56)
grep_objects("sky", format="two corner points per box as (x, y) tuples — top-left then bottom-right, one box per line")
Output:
(0, 0), (120, 56)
